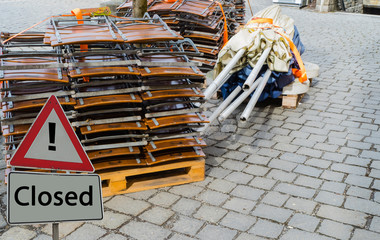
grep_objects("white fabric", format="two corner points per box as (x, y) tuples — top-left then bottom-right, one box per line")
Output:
(214, 5), (295, 77)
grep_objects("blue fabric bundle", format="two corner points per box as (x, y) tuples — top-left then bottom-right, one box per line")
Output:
(220, 26), (305, 101)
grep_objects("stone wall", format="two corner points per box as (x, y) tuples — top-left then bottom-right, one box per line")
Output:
(316, 0), (363, 12)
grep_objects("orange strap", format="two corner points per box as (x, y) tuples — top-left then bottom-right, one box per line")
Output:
(246, 17), (307, 83)
(215, 1), (228, 46)
(71, 8), (90, 82)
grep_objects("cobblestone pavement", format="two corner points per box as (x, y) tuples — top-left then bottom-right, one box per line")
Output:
(1, 0), (380, 239)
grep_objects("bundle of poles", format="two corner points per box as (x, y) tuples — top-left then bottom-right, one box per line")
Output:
(202, 47), (271, 129)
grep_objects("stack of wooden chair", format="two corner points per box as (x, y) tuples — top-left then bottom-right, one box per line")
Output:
(117, 0), (243, 73)
(1, 14), (207, 195)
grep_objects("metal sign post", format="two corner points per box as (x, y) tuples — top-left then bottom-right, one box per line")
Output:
(53, 223), (59, 240)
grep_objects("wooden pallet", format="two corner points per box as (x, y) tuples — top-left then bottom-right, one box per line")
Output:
(98, 158), (205, 197)
(281, 93), (305, 109)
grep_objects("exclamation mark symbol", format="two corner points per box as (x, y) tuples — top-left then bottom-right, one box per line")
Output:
(48, 122), (56, 151)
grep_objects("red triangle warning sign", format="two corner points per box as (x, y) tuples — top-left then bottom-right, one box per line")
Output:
(10, 95), (94, 172)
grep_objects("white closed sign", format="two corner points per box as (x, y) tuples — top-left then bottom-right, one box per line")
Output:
(7, 171), (103, 224)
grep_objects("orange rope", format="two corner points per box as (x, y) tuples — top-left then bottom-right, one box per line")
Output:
(246, 18), (308, 83)
(2, 16), (53, 44)
(215, 1), (228, 46)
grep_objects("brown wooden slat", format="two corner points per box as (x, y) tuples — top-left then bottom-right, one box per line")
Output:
(87, 146), (141, 160)
(145, 114), (208, 129)
(74, 94), (142, 109)
(80, 122), (147, 135)
(146, 137), (206, 152)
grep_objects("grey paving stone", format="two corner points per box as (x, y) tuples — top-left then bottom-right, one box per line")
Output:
(0, 214), (6, 228)
(244, 155), (271, 165)
(275, 183), (316, 198)
(99, 233), (127, 240)
(351, 229), (380, 240)
(249, 219), (283, 239)
(223, 197), (256, 214)
(370, 216), (380, 233)
(65, 224), (106, 240)
(197, 189), (229, 206)
(285, 197), (317, 214)
(243, 165), (270, 176)
(280, 229), (334, 240)
(371, 160), (380, 169)
(305, 158), (331, 169)
(221, 159), (247, 171)
(273, 142), (299, 153)
(267, 169), (297, 183)
(257, 148), (282, 158)
(224, 171), (254, 184)
(296, 147), (322, 158)
(370, 169), (380, 178)
(331, 163), (367, 175)
(139, 206), (174, 225)
(347, 186), (372, 199)
(33, 235), (51, 240)
(345, 196), (380, 216)
(262, 191), (289, 207)
(197, 224), (237, 240)
(215, 141), (241, 150)
(292, 138), (317, 148)
(269, 159), (298, 171)
(148, 192), (180, 208)
(373, 180), (380, 190)
(229, 135), (255, 145)
(253, 139), (276, 148)
(220, 211), (257, 231)
(323, 152), (347, 162)
(318, 219), (353, 240)
(206, 156), (226, 167)
(320, 170), (345, 181)
(321, 181), (347, 194)
(203, 146), (228, 157)
(127, 189), (157, 200)
(106, 196), (151, 215)
(347, 140), (372, 150)
(315, 191), (344, 206)
(317, 205), (368, 227)
(288, 213), (320, 232)
(231, 185), (265, 201)
(168, 233), (195, 240)
(361, 150), (380, 160)
(239, 145), (260, 155)
(41, 221), (83, 237)
(208, 167), (232, 178)
(91, 210), (130, 229)
(172, 198), (201, 216)
(120, 221), (171, 240)
(344, 156), (371, 167)
(249, 177), (277, 190)
(235, 232), (267, 240)
(169, 184), (203, 198)
(0, 227), (37, 240)
(293, 164), (323, 177)
(294, 175), (323, 189)
(193, 205), (228, 223)
(345, 174), (373, 188)
(338, 146), (360, 156)
(280, 153), (307, 164)
(208, 178), (237, 193)
(223, 151), (248, 161)
(251, 204), (292, 223)
(171, 215), (204, 236)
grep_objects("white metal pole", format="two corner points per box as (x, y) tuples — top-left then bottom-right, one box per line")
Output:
(204, 48), (246, 99)
(218, 76), (263, 122)
(199, 85), (242, 133)
(242, 48), (271, 91)
(240, 69), (272, 122)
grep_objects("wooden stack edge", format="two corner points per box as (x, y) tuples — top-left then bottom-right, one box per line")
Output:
(281, 93), (305, 109)
(281, 79), (313, 109)
(99, 158), (205, 197)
